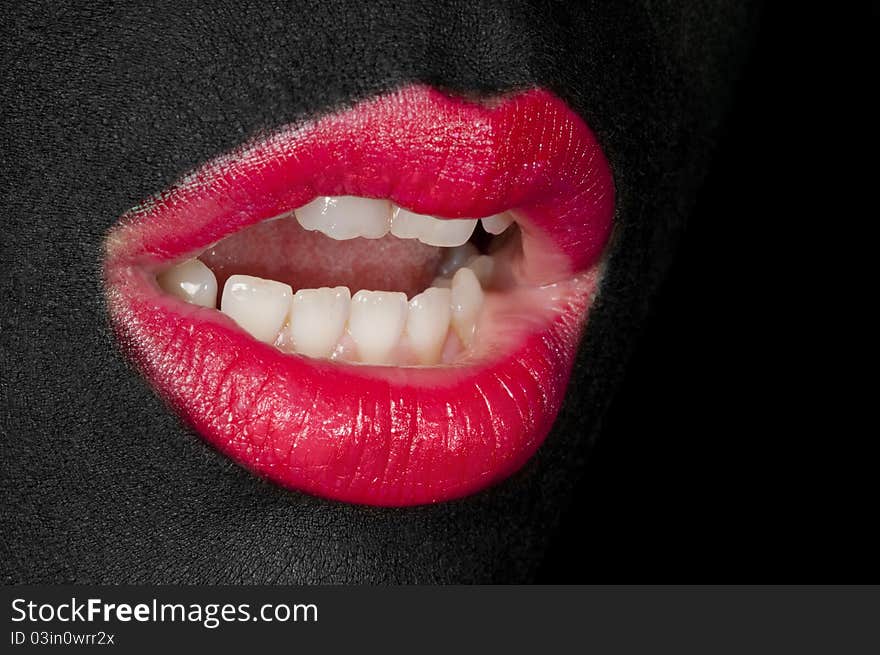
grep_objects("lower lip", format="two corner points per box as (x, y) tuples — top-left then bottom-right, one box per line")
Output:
(108, 264), (601, 505)
(104, 85), (614, 506)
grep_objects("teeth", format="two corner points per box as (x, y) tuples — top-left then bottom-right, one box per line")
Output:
(220, 274), (293, 344)
(391, 207), (477, 247)
(406, 287), (452, 365)
(348, 291), (408, 365)
(450, 267), (484, 347)
(437, 242), (479, 277)
(164, 264), (488, 363)
(481, 213), (515, 235)
(387, 207), (424, 240)
(157, 259), (218, 308)
(286, 286), (351, 359)
(159, 197), (502, 363)
(295, 196), (391, 240)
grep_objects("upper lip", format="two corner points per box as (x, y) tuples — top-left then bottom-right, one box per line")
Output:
(104, 84), (614, 506)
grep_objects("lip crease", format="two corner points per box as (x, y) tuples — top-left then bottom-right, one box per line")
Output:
(104, 84), (615, 506)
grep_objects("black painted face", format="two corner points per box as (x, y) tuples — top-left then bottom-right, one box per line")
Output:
(1, 2), (756, 582)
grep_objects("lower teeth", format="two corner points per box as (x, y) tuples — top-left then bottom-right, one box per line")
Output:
(156, 247), (491, 367)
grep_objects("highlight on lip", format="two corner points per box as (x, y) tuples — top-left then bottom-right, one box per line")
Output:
(103, 84), (615, 506)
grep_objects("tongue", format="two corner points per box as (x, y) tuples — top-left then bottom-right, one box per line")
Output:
(199, 215), (443, 297)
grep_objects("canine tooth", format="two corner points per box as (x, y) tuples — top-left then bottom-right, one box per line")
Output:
(391, 207), (477, 247)
(451, 267), (484, 347)
(437, 242), (479, 277)
(465, 255), (495, 287)
(220, 275), (292, 344)
(348, 290), (408, 364)
(481, 213), (515, 235)
(406, 287), (452, 365)
(295, 196), (391, 240)
(287, 286), (350, 359)
(431, 277), (452, 289)
(157, 259), (217, 308)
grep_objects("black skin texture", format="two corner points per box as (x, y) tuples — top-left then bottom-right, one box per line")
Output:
(1, 1), (757, 583)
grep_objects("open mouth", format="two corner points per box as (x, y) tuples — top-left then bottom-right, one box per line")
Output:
(103, 84), (614, 506)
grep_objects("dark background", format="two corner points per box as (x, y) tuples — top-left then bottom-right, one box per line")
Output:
(537, 5), (846, 581)
(1, 2), (854, 584)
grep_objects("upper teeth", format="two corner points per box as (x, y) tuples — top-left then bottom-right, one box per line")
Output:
(481, 213), (515, 235)
(390, 208), (477, 247)
(293, 196), (513, 246)
(296, 196), (391, 240)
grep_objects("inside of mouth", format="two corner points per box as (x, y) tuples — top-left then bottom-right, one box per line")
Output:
(154, 196), (557, 367)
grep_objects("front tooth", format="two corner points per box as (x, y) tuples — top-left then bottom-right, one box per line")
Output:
(295, 196), (391, 240)
(406, 287), (452, 365)
(391, 207), (477, 247)
(157, 259), (217, 308)
(286, 286), (351, 359)
(388, 207), (423, 240)
(220, 274), (292, 344)
(348, 290), (408, 364)
(451, 267), (484, 347)
(437, 242), (479, 277)
(423, 217), (477, 247)
(481, 213), (515, 235)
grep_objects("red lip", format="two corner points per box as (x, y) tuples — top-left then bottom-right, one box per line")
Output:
(104, 85), (614, 505)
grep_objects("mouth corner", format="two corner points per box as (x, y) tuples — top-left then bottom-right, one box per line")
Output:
(102, 83), (614, 506)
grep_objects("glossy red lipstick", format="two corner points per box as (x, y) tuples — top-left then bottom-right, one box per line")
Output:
(104, 84), (614, 505)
